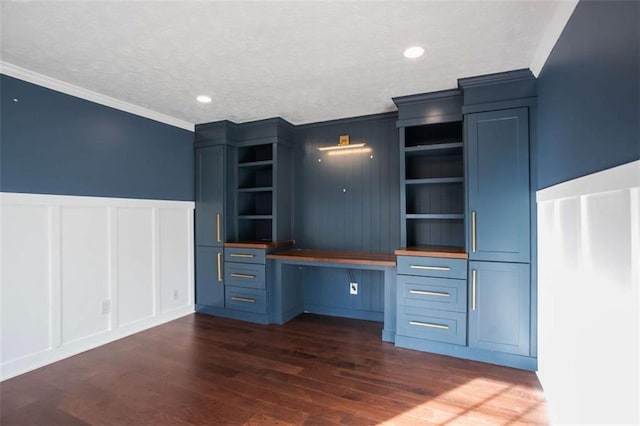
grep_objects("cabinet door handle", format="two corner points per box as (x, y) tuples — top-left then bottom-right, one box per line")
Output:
(230, 253), (255, 258)
(409, 290), (450, 297)
(472, 269), (477, 311)
(471, 211), (477, 252)
(409, 321), (449, 330)
(230, 273), (256, 279)
(216, 252), (222, 283)
(231, 296), (256, 303)
(410, 265), (450, 271)
(216, 213), (222, 243)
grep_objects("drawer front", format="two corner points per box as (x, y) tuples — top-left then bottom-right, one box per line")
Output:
(224, 248), (265, 264)
(225, 286), (267, 313)
(224, 262), (265, 289)
(397, 256), (467, 279)
(398, 275), (467, 313)
(397, 307), (467, 345)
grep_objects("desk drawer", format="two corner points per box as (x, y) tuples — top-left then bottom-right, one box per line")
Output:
(397, 256), (467, 279)
(224, 262), (265, 289)
(398, 275), (467, 313)
(397, 307), (466, 345)
(224, 248), (265, 264)
(225, 286), (267, 314)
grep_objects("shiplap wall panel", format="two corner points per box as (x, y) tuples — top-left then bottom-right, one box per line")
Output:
(0, 193), (194, 381)
(1, 205), (51, 363)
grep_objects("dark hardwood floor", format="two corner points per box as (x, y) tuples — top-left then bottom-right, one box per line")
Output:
(1, 313), (548, 425)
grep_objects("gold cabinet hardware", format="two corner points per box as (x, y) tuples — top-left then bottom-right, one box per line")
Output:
(409, 290), (450, 297)
(471, 211), (477, 252)
(230, 273), (256, 279)
(231, 296), (256, 303)
(216, 252), (222, 282)
(409, 321), (449, 330)
(410, 265), (451, 271)
(230, 253), (255, 258)
(216, 213), (222, 243)
(472, 269), (477, 311)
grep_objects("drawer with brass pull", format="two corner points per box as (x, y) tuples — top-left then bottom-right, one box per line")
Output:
(224, 248), (265, 264)
(397, 256), (467, 279)
(224, 262), (265, 289)
(397, 307), (466, 345)
(398, 275), (467, 313)
(225, 286), (267, 314)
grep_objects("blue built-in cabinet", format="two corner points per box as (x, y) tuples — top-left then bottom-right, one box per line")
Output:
(466, 107), (530, 263)
(192, 70), (538, 371)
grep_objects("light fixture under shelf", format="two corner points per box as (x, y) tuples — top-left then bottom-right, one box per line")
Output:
(317, 135), (367, 152)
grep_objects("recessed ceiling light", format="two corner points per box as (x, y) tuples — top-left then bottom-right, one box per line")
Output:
(403, 46), (424, 59)
(196, 95), (212, 104)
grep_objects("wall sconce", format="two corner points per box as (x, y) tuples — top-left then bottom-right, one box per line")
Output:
(316, 135), (367, 152)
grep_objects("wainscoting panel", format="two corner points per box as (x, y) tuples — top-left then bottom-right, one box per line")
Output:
(536, 160), (639, 424)
(0, 193), (195, 381)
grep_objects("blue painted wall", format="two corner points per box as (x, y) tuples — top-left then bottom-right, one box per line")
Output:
(294, 113), (400, 320)
(1, 75), (194, 200)
(536, 0), (639, 189)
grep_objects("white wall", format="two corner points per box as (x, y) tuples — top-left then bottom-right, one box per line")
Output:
(537, 160), (639, 425)
(0, 192), (194, 380)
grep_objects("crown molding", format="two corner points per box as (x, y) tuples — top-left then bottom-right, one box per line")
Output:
(0, 61), (194, 131)
(529, 0), (579, 77)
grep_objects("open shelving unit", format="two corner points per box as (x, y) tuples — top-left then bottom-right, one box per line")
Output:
(401, 120), (465, 249)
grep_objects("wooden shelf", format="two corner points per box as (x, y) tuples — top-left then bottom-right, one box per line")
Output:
(406, 214), (464, 220)
(237, 160), (273, 168)
(405, 177), (464, 185)
(404, 142), (463, 154)
(237, 186), (273, 193)
(395, 246), (468, 259)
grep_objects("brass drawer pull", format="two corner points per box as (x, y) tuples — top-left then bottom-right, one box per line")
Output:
(472, 269), (477, 311)
(231, 296), (256, 303)
(409, 321), (449, 330)
(230, 273), (256, 279)
(230, 253), (255, 258)
(410, 265), (451, 271)
(409, 290), (450, 297)
(216, 252), (222, 282)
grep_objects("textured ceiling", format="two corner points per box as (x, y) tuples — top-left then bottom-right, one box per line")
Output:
(1, 1), (562, 126)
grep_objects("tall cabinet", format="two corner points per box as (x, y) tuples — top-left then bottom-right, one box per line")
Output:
(194, 118), (295, 324)
(394, 71), (537, 370)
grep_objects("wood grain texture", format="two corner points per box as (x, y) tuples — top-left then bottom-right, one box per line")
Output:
(224, 240), (295, 249)
(395, 246), (469, 259)
(1, 314), (548, 426)
(267, 249), (396, 266)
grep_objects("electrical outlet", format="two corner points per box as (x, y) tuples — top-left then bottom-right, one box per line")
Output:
(101, 299), (111, 315)
(173, 290), (179, 301)
(350, 282), (358, 295)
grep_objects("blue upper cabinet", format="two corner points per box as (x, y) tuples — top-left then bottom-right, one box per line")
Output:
(466, 107), (530, 262)
(468, 261), (530, 356)
(195, 145), (225, 246)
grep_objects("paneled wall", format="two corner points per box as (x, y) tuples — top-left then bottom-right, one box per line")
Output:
(294, 113), (399, 319)
(0, 193), (195, 380)
(536, 160), (639, 424)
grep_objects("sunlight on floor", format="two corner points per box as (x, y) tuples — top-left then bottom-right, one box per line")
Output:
(382, 377), (546, 425)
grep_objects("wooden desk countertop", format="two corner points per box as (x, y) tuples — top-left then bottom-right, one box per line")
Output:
(394, 246), (468, 259)
(266, 249), (396, 267)
(224, 240), (295, 249)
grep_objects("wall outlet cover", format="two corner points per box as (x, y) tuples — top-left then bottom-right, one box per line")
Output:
(350, 282), (358, 295)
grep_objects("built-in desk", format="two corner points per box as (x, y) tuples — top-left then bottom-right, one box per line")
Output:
(266, 249), (397, 342)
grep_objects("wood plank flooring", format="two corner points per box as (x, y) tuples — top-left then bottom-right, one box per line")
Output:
(1, 313), (548, 425)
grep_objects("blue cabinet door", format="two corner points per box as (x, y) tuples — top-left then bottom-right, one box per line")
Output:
(468, 261), (530, 356)
(466, 108), (530, 262)
(195, 145), (224, 246)
(195, 246), (224, 307)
